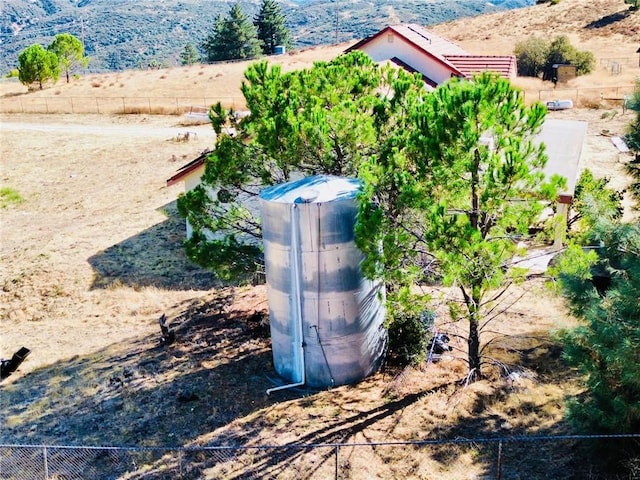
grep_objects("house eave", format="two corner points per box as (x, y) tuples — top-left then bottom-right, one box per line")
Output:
(166, 150), (210, 187)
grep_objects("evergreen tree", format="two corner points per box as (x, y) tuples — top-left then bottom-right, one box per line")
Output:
(624, 81), (640, 202)
(356, 72), (565, 379)
(177, 51), (418, 281)
(553, 87), (640, 470)
(514, 36), (548, 77)
(568, 169), (624, 237)
(178, 61), (566, 378)
(17, 44), (60, 90)
(514, 35), (595, 80)
(542, 35), (595, 81)
(48, 33), (88, 83)
(556, 222), (640, 436)
(180, 42), (200, 66)
(254, 0), (291, 55)
(201, 4), (262, 62)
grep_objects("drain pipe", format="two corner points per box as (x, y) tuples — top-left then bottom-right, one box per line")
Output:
(267, 202), (306, 395)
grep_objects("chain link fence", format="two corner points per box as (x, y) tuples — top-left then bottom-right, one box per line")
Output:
(2, 434), (639, 480)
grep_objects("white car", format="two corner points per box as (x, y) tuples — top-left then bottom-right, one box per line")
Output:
(546, 99), (573, 111)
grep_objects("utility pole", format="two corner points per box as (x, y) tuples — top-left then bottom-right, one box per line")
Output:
(80, 16), (85, 52)
(335, 0), (339, 44)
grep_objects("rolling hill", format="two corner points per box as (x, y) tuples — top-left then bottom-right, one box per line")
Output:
(0, 0), (536, 73)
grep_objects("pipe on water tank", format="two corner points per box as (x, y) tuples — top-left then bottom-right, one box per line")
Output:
(266, 203), (306, 395)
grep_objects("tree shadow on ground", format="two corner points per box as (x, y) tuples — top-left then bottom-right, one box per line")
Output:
(0, 297), (615, 479)
(171, 330), (613, 480)
(1, 90), (29, 98)
(421, 333), (623, 480)
(87, 201), (218, 291)
(585, 9), (633, 29)
(207, 382), (458, 480)
(0, 289), (273, 450)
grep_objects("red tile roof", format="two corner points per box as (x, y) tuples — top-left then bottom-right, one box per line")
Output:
(444, 55), (517, 79)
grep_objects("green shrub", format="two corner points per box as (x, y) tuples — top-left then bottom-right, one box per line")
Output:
(0, 187), (24, 208)
(387, 310), (435, 365)
(514, 35), (595, 80)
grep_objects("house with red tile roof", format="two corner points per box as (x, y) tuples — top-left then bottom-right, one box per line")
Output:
(346, 24), (516, 88)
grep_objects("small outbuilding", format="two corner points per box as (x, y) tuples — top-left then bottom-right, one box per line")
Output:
(551, 64), (577, 84)
(166, 149), (209, 238)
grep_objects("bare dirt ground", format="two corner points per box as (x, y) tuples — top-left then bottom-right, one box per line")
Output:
(0, 114), (217, 368)
(0, 103), (633, 377)
(1, 0), (639, 477)
(0, 106), (635, 478)
(0, 44), (349, 113)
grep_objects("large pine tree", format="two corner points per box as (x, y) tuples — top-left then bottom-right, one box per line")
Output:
(254, 0), (291, 55)
(356, 72), (564, 380)
(17, 44), (60, 90)
(557, 222), (640, 434)
(201, 3), (262, 62)
(177, 52), (397, 281)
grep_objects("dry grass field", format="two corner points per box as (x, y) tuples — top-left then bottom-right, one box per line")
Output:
(1, 0), (639, 478)
(0, 45), (348, 113)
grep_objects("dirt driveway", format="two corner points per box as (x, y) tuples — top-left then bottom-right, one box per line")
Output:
(1, 114), (222, 374)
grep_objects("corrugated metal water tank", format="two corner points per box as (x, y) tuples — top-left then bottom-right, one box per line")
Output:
(259, 175), (387, 388)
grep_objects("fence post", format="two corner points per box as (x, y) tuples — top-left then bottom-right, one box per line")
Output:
(335, 445), (339, 480)
(43, 446), (49, 479)
(496, 440), (503, 480)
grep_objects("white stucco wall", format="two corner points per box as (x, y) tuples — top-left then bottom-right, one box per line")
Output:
(357, 34), (458, 85)
(184, 167), (205, 192)
(183, 166), (205, 239)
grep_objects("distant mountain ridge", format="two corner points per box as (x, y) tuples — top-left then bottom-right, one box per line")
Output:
(0, 0), (535, 73)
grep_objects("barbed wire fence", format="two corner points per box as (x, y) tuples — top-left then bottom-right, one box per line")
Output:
(2, 434), (639, 480)
(530, 84), (635, 105)
(0, 96), (243, 115)
(0, 84), (635, 116)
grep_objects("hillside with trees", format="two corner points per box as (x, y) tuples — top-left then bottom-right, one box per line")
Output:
(1, 0), (534, 73)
